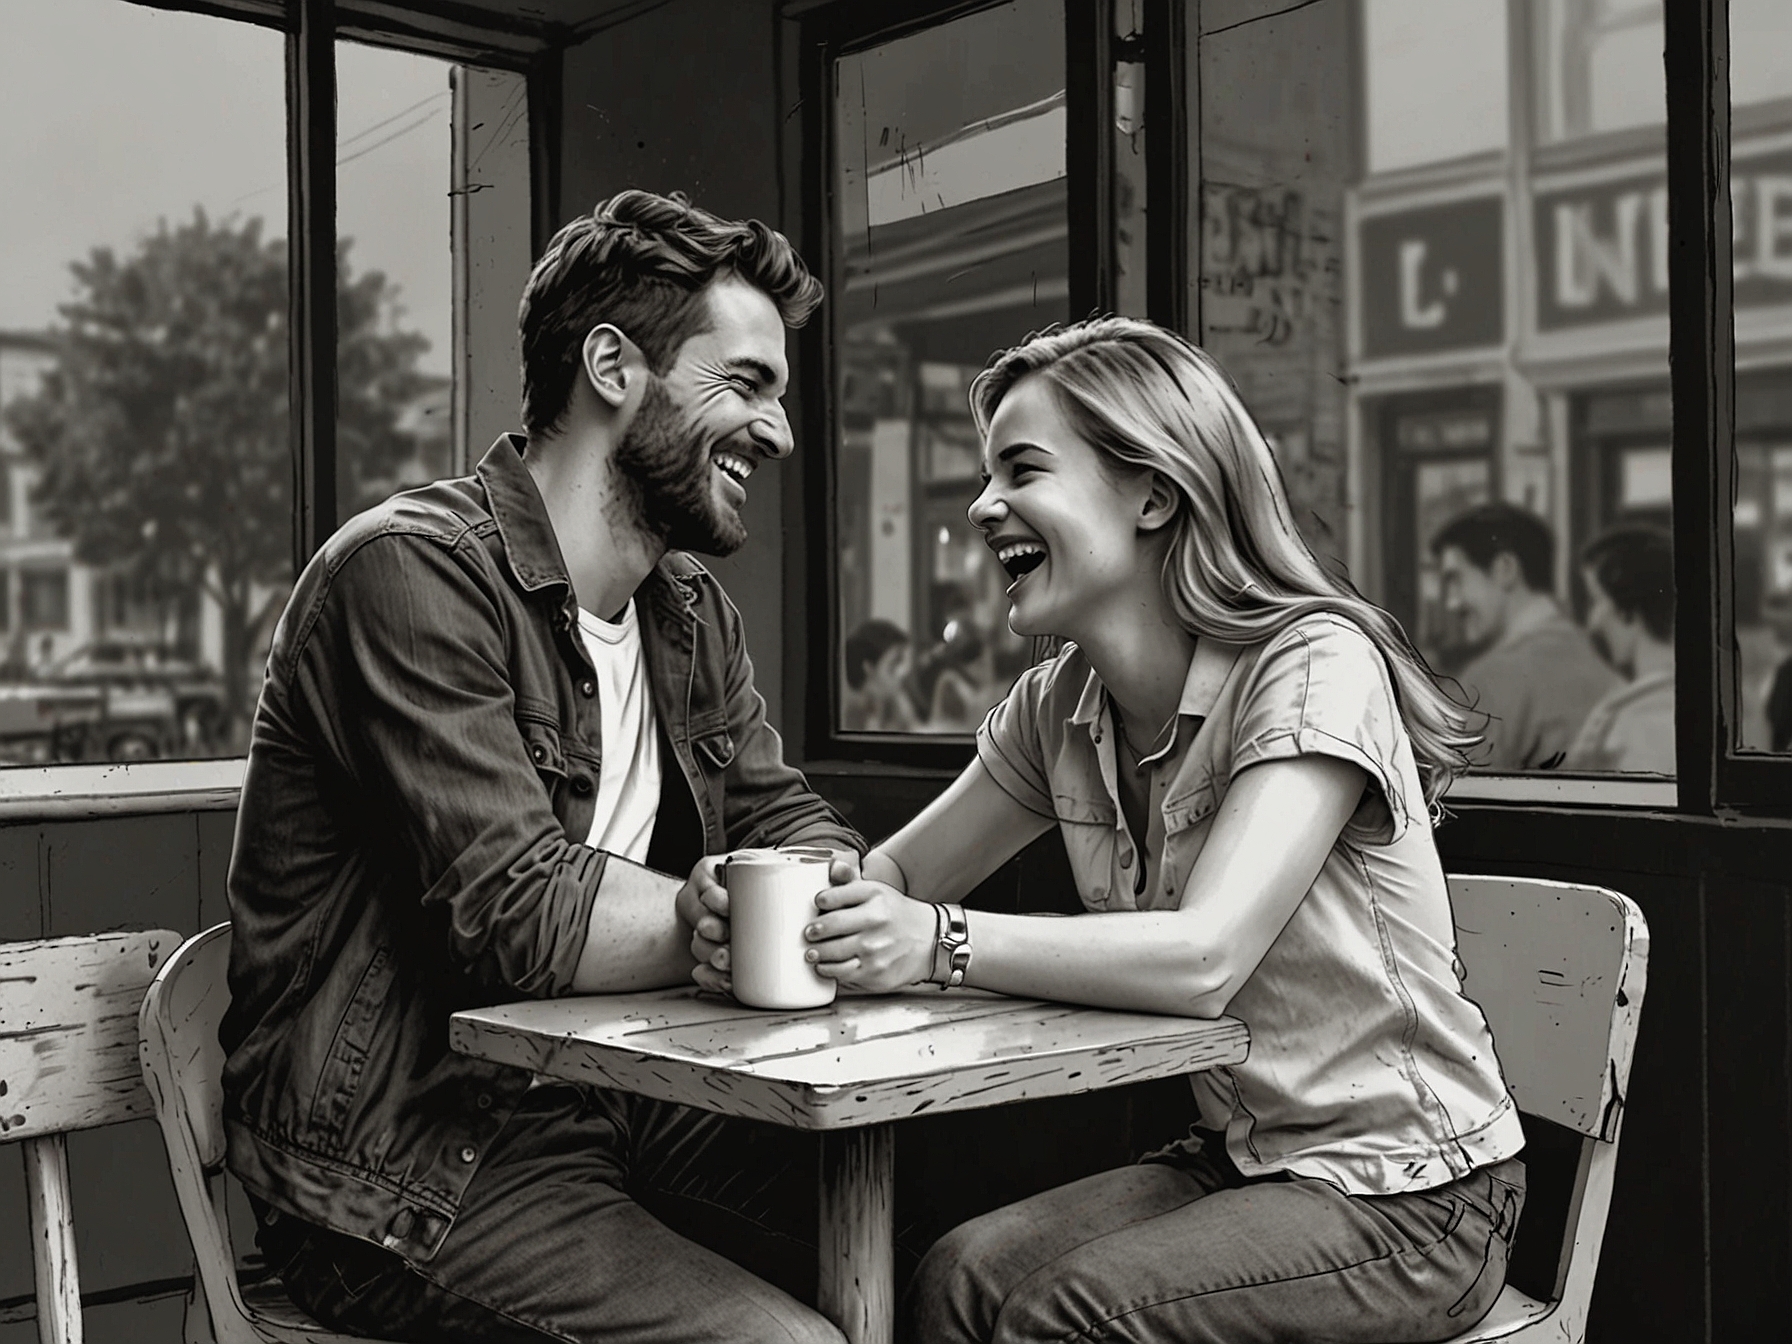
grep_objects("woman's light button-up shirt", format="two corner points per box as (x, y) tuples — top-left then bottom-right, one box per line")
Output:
(976, 614), (1525, 1196)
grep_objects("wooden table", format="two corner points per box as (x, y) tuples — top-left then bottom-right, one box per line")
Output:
(449, 988), (1249, 1344)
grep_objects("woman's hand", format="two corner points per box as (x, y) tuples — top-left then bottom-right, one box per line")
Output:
(805, 880), (940, 992)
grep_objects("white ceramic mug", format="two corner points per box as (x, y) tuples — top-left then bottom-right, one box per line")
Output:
(725, 849), (838, 1010)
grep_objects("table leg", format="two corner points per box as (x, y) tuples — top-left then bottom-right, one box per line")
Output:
(818, 1125), (895, 1344)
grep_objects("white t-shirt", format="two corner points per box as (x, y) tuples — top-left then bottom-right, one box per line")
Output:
(576, 600), (660, 861)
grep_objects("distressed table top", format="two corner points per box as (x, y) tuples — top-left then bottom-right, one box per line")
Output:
(450, 987), (1250, 1130)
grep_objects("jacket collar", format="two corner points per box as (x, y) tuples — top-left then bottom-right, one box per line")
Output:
(477, 435), (574, 597)
(476, 433), (704, 620)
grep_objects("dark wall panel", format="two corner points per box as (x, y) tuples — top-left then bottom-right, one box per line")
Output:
(1436, 805), (1792, 1344)
(198, 808), (237, 931)
(0, 809), (225, 1341)
(43, 814), (201, 937)
(0, 827), (39, 941)
(1705, 875), (1792, 1336)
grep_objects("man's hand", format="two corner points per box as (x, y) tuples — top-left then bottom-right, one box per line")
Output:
(677, 856), (732, 994)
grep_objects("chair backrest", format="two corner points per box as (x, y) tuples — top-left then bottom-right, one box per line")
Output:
(2, 930), (182, 1344)
(138, 922), (260, 1344)
(1448, 875), (1648, 1331)
(2, 929), (180, 1141)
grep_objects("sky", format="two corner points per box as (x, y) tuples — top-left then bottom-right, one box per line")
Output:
(0, 0), (453, 373)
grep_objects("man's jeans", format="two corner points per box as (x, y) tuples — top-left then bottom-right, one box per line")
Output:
(903, 1132), (1525, 1344)
(255, 1083), (845, 1344)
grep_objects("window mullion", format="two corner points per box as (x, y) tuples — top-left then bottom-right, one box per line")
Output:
(1066, 0), (1115, 319)
(1664, 0), (1728, 813)
(289, 0), (339, 569)
(1142, 0), (1188, 335)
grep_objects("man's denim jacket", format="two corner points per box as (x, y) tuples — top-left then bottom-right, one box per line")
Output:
(220, 435), (861, 1263)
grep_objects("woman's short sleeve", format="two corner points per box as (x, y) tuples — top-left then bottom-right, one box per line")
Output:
(1228, 617), (1416, 846)
(975, 660), (1061, 819)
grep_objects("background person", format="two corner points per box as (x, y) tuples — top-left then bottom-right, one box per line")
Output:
(222, 190), (859, 1344)
(1566, 525), (1676, 773)
(842, 618), (919, 731)
(698, 319), (1525, 1344)
(1431, 502), (1618, 771)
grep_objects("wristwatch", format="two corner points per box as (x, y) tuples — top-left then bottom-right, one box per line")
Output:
(935, 903), (972, 989)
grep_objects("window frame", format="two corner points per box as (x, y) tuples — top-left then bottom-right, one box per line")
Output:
(785, 0), (1187, 770)
(791, 0), (1777, 822)
(1665, 0), (1772, 817)
(0, 0), (557, 806)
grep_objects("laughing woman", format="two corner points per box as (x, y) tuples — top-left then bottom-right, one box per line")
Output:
(773, 318), (1522, 1343)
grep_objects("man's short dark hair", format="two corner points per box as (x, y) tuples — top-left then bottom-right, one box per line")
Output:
(518, 190), (824, 440)
(1582, 525), (1675, 644)
(1431, 503), (1555, 593)
(844, 619), (908, 690)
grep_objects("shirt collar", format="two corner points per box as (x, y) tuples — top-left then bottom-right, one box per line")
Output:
(1068, 635), (1244, 732)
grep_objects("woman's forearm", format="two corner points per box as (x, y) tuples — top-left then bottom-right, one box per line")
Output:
(862, 847), (910, 893)
(962, 908), (1233, 1017)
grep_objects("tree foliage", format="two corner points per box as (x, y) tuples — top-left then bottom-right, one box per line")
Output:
(4, 209), (430, 730)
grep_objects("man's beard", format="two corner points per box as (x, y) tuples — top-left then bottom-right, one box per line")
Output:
(612, 377), (747, 556)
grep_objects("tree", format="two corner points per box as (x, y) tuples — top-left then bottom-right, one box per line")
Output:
(4, 209), (430, 742)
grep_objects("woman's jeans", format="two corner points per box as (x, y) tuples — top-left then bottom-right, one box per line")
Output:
(253, 1082), (846, 1344)
(904, 1131), (1525, 1344)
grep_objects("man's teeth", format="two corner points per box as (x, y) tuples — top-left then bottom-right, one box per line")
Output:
(714, 453), (751, 483)
(996, 542), (1046, 565)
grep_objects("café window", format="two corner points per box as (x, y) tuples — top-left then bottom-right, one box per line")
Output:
(830, 0), (1068, 739)
(335, 38), (457, 521)
(0, 0), (528, 771)
(1196, 0), (1677, 784)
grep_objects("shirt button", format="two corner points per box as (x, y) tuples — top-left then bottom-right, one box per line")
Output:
(475, 1092), (493, 1110)
(459, 1146), (478, 1164)
(581, 679), (596, 697)
(531, 744), (547, 764)
(572, 776), (593, 796)
(1119, 851), (1133, 869)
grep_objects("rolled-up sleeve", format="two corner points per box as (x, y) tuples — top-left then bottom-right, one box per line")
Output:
(286, 532), (599, 998)
(1228, 616), (1413, 846)
(975, 661), (1060, 818)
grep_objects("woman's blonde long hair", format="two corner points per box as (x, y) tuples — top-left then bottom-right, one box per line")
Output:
(968, 316), (1479, 809)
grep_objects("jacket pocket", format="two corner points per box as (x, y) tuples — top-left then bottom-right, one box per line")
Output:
(307, 946), (394, 1149)
(694, 729), (735, 770)
(518, 717), (567, 798)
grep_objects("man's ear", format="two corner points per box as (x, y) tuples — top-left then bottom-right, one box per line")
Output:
(1488, 550), (1525, 591)
(581, 325), (633, 409)
(1137, 471), (1180, 534)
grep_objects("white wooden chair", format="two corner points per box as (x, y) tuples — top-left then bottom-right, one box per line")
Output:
(1, 929), (183, 1344)
(1442, 875), (1649, 1344)
(138, 922), (400, 1344)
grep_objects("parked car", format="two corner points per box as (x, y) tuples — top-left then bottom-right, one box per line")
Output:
(0, 638), (225, 762)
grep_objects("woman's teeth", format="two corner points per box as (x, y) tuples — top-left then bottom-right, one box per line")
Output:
(997, 541), (1047, 579)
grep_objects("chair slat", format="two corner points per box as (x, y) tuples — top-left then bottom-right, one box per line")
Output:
(1, 931), (180, 1141)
